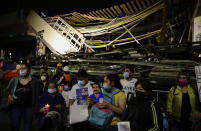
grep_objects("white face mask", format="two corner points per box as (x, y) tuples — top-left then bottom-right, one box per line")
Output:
(41, 76), (47, 81)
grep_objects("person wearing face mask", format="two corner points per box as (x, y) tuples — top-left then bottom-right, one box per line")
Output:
(7, 62), (42, 131)
(53, 62), (63, 82)
(40, 63), (53, 80)
(61, 82), (71, 107)
(167, 71), (199, 131)
(36, 80), (66, 130)
(120, 67), (137, 98)
(69, 69), (93, 131)
(40, 72), (49, 94)
(121, 79), (163, 131)
(69, 69), (93, 106)
(57, 66), (72, 85)
(98, 74), (126, 131)
(61, 81), (72, 129)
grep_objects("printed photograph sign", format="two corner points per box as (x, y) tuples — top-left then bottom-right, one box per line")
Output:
(76, 88), (88, 105)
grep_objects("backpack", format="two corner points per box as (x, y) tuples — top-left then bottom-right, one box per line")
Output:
(88, 89), (121, 130)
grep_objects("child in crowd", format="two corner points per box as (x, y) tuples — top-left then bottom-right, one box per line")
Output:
(61, 81), (72, 129)
(61, 81), (71, 107)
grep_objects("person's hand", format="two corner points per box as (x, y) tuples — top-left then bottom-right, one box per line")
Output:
(99, 101), (111, 108)
(40, 107), (46, 113)
(8, 95), (15, 104)
(167, 112), (172, 116)
(56, 104), (63, 109)
(192, 112), (201, 121)
(88, 97), (92, 104)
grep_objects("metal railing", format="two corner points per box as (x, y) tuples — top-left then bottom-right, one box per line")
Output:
(152, 90), (169, 102)
(51, 17), (86, 52)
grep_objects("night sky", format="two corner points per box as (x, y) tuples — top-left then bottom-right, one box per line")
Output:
(0, 0), (129, 16)
(0, 0), (129, 60)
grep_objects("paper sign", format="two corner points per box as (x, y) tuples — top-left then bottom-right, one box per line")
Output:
(76, 88), (88, 105)
(69, 105), (89, 125)
(118, 121), (131, 131)
(195, 66), (201, 102)
(193, 16), (201, 42)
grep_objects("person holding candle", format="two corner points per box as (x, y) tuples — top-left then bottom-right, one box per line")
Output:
(35, 80), (66, 130)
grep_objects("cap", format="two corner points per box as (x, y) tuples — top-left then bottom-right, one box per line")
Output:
(63, 66), (69, 72)
(57, 62), (62, 67)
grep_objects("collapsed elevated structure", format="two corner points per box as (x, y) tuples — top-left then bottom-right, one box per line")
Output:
(27, 0), (167, 55)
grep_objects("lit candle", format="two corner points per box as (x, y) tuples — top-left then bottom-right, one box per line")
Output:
(45, 104), (50, 114)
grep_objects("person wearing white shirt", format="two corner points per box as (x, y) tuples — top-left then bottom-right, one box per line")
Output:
(69, 69), (93, 131)
(120, 67), (137, 99)
(62, 83), (71, 108)
(69, 69), (93, 106)
(61, 82), (72, 129)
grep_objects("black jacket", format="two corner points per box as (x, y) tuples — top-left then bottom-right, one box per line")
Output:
(0, 68), (4, 89)
(40, 81), (49, 94)
(7, 76), (42, 107)
(121, 97), (163, 131)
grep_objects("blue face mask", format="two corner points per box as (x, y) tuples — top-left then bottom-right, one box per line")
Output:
(103, 83), (111, 91)
(63, 85), (69, 90)
(20, 69), (28, 77)
(48, 89), (57, 94)
(78, 80), (86, 87)
(123, 72), (130, 79)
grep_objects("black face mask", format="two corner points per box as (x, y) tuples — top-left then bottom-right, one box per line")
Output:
(136, 90), (147, 102)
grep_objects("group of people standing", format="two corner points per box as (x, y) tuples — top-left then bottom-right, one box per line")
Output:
(3, 60), (201, 131)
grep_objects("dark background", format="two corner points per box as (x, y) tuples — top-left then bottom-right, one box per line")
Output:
(0, 0), (128, 16)
(0, 0), (129, 61)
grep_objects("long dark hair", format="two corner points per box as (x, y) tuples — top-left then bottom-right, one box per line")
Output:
(41, 71), (49, 81)
(20, 62), (31, 75)
(135, 79), (153, 92)
(106, 74), (122, 90)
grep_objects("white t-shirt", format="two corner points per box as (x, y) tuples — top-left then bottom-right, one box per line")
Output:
(69, 82), (93, 106)
(61, 91), (70, 108)
(120, 78), (137, 97)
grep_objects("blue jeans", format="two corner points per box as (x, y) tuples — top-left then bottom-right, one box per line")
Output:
(9, 106), (33, 131)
